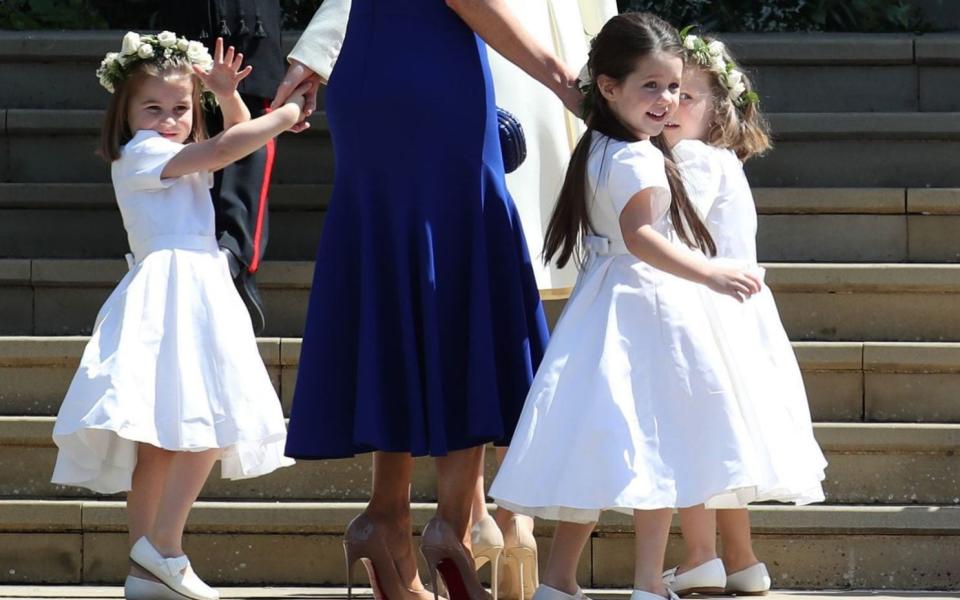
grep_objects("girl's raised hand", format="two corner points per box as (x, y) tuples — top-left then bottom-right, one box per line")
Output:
(704, 266), (762, 303)
(193, 37), (253, 99)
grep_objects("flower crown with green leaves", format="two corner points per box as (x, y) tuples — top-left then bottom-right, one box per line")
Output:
(679, 26), (759, 109)
(96, 31), (214, 94)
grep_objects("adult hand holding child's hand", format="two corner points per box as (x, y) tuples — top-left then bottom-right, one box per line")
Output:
(193, 37), (253, 98)
(272, 60), (321, 133)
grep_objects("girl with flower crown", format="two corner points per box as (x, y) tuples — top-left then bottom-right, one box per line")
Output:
(51, 31), (309, 600)
(657, 32), (827, 597)
(490, 12), (827, 600)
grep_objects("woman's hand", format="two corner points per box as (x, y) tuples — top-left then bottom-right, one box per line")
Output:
(193, 37), (253, 99)
(557, 79), (584, 117)
(703, 266), (763, 302)
(272, 60), (321, 133)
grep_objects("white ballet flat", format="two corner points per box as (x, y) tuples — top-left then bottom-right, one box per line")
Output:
(532, 585), (592, 600)
(725, 562), (771, 596)
(662, 557), (727, 596)
(129, 537), (219, 600)
(630, 589), (680, 600)
(124, 575), (190, 600)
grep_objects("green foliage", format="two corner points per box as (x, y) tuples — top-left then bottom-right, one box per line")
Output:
(0, 0), (107, 29)
(617, 0), (928, 33)
(0, 0), (929, 32)
(0, 0), (162, 29)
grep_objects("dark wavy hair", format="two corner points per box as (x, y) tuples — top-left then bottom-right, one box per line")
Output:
(543, 12), (716, 269)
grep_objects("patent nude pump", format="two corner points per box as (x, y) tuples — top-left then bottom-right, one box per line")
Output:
(471, 514), (505, 600)
(499, 516), (538, 600)
(421, 517), (494, 600)
(343, 513), (436, 600)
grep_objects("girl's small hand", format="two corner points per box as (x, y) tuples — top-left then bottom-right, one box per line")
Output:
(193, 37), (253, 99)
(704, 266), (763, 302)
(272, 60), (321, 133)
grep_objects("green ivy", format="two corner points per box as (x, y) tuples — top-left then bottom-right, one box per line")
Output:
(617, 0), (929, 32)
(0, 0), (931, 32)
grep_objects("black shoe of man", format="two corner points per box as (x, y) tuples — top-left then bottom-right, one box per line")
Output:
(235, 268), (266, 335)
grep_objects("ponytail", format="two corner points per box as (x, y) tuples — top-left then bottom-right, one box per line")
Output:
(544, 130), (594, 269)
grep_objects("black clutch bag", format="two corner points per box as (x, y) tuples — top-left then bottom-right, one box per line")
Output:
(497, 107), (527, 174)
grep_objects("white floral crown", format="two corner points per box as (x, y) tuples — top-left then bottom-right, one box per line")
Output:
(96, 31), (214, 94)
(679, 27), (759, 109)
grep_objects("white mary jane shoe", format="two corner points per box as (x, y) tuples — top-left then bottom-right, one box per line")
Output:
(725, 563), (771, 596)
(662, 557), (726, 596)
(129, 537), (219, 600)
(125, 575), (190, 599)
(532, 585), (595, 600)
(630, 589), (680, 600)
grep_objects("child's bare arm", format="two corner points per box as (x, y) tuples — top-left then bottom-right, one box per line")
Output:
(161, 88), (307, 179)
(619, 189), (761, 301)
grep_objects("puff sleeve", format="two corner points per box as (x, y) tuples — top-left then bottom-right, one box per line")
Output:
(673, 139), (724, 219)
(606, 141), (672, 218)
(114, 131), (185, 193)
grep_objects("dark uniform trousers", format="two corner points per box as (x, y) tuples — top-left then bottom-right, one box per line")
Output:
(158, 0), (285, 274)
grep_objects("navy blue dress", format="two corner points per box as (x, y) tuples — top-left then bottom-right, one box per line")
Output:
(284, 0), (550, 459)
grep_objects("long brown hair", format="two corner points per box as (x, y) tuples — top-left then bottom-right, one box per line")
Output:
(695, 37), (772, 162)
(544, 12), (715, 269)
(99, 59), (207, 162)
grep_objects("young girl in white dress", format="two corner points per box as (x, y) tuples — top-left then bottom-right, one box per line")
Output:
(489, 12), (777, 600)
(490, 12), (829, 600)
(658, 33), (827, 597)
(50, 32), (309, 600)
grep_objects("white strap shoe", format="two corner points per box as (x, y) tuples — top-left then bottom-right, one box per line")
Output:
(532, 585), (593, 600)
(630, 589), (680, 600)
(725, 562), (771, 595)
(129, 537), (219, 600)
(124, 575), (190, 599)
(662, 557), (727, 596)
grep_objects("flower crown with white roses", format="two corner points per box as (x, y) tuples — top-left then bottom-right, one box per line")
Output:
(96, 31), (214, 94)
(679, 26), (759, 109)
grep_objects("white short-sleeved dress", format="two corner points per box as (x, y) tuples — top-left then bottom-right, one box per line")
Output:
(490, 135), (823, 523)
(674, 139), (827, 501)
(51, 130), (293, 494)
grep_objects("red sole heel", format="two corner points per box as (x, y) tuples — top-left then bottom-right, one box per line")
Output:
(437, 558), (471, 600)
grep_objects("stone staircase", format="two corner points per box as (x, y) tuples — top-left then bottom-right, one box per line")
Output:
(0, 31), (959, 591)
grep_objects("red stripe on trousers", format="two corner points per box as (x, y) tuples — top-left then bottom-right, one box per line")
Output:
(248, 100), (276, 274)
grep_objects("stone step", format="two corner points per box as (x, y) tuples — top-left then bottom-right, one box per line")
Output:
(0, 417), (957, 505)
(3, 109), (960, 187)
(4, 32), (960, 113)
(1, 499), (956, 589)
(2, 185), (958, 263)
(0, 589), (956, 600)
(0, 109), (333, 185)
(0, 183), (331, 262)
(5, 261), (960, 342)
(4, 337), (960, 423)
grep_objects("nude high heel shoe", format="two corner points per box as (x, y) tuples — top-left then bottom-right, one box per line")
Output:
(343, 513), (437, 600)
(471, 514), (504, 600)
(420, 517), (493, 600)
(499, 516), (538, 600)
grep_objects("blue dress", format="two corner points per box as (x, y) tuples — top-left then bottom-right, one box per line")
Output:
(284, 0), (550, 459)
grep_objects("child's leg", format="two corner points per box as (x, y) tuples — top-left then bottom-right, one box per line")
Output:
(676, 505), (718, 571)
(148, 449), (221, 556)
(633, 509), (673, 596)
(492, 446), (534, 534)
(717, 509), (760, 573)
(127, 443), (175, 578)
(541, 521), (595, 594)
